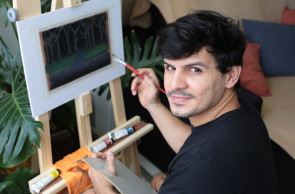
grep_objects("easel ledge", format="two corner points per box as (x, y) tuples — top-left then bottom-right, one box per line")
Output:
(28, 116), (153, 194)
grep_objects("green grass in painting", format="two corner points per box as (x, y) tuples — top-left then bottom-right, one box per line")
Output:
(46, 55), (75, 75)
(84, 43), (108, 59)
(46, 43), (108, 76)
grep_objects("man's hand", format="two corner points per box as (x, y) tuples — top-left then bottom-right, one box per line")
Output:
(130, 68), (162, 110)
(88, 151), (116, 194)
(150, 173), (167, 192)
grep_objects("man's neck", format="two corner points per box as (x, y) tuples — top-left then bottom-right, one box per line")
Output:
(189, 89), (240, 127)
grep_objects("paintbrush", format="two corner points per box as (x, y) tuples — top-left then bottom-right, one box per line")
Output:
(112, 54), (166, 94)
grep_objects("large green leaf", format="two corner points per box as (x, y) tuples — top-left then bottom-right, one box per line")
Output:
(129, 30), (141, 67)
(0, 167), (37, 194)
(0, 0), (9, 27)
(0, 44), (42, 167)
(122, 31), (164, 89)
(0, 180), (21, 194)
(4, 167), (38, 193)
(41, 0), (52, 13)
(0, 138), (36, 168)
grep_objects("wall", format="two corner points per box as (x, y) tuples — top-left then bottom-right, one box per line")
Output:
(151, 0), (295, 23)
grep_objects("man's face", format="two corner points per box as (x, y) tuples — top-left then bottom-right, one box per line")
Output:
(164, 48), (228, 119)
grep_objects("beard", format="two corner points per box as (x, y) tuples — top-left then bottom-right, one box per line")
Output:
(170, 103), (200, 118)
(167, 90), (198, 118)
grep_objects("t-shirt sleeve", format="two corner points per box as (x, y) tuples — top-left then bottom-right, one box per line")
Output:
(159, 154), (232, 193)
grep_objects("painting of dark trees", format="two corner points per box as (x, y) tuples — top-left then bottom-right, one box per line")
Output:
(41, 12), (111, 90)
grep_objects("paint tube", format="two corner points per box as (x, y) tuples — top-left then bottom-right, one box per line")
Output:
(89, 139), (113, 153)
(109, 126), (134, 141)
(31, 169), (60, 193)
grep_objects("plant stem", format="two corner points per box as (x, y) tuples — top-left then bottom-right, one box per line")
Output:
(12, 23), (18, 41)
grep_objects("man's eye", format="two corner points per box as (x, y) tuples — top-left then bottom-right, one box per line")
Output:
(190, 67), (201, 73)
(166, 65), (175, 71)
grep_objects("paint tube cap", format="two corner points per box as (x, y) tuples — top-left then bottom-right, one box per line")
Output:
(105, 138), (113, 146)
(50, 169), (60, 179)
(108, 132), (114, 141)
(126, 127), (134, 134)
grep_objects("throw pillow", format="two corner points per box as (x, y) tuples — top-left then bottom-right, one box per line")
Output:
(242, 19), (295, 76)
(282, 6), (295, 25)
(240, 41), (272, 96)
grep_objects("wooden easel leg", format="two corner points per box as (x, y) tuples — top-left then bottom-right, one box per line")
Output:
(12, 0), (41, 20)
(109, 78), (127, 126)
(35, 112), (53, 173)
(75, 92), (93, 147)
(131, 142), (141, 177)
(51, 0), (64, 11)
(122, 143), (141, 177)
(109, 77), (142, 177)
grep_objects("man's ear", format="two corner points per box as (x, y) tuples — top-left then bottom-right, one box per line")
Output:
(225, 65), (242, 88)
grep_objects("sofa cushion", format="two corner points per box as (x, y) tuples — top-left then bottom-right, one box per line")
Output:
(240, 41), (272, 96)
(282, 6), (295, 25)
(261, 76), (295, 159)
(242, 19), (295, 76)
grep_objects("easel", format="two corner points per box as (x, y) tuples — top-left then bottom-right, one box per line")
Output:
(12, 0), (153, 193)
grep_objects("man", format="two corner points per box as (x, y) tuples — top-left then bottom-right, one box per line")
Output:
(88, 10), (278, 193)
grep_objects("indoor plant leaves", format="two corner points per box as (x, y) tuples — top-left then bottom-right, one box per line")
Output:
(0, 180), (21, 194)
(0, 44), (42, 168)
(0, 167), (38, 193)
(0, 0), (12, 27)
(0, 138), (36, 168)
(96, 30), (164, 100)
(121, 31), (164, 93)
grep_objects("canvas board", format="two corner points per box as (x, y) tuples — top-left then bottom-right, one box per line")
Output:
(16, 0), (124, 117)
(83, 157), (156, 194)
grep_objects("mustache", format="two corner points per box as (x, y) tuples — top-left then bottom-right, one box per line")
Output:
(167, 90), (196, 98)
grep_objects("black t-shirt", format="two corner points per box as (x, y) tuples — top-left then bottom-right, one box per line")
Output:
(159, 99), (279, 194)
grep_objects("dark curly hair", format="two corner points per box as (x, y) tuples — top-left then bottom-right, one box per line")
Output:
(158, 10), (246, 89)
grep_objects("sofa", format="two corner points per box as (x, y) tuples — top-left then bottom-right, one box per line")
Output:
(240, 17), (295, 159)
(262, 76), (295, 158)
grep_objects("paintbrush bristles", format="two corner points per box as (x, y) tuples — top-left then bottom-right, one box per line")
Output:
(112, 54), (126, 65)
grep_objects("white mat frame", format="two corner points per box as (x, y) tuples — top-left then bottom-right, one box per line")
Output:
(16, 0), (124, 117)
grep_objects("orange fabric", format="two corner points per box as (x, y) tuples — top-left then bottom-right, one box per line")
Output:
(53, 147), (93, 194)
(240, 41), (272, 96)
(282, 6), (295, 25)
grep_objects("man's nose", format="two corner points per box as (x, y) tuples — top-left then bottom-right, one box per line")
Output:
(170, 71), (188, 90)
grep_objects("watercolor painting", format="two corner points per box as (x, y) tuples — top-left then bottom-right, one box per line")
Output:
(42, 12), (110, 90)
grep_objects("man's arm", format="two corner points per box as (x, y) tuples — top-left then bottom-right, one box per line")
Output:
(131, 68), (191, 153)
